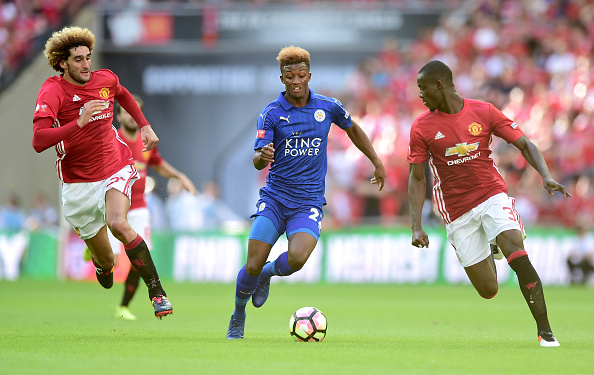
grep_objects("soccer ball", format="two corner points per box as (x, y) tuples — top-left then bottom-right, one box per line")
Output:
(289, 306), (327, 342)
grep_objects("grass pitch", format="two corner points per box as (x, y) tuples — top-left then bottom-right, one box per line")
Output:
(1, 280), (592, 375)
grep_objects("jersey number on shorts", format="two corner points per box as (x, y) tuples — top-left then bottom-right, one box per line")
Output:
(309, 207), (322, 231)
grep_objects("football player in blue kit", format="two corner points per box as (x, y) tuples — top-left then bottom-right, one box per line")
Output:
(227, 46), (386, 339)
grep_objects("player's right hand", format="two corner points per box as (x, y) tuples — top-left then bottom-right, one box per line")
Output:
(141, 125), (159, 151)
(77, 100), (108, 128)
(411, 230), (429, 248)
(259, 142), (275, 163)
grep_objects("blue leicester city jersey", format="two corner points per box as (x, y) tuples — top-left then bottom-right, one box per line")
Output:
(254, 90), (352, 208)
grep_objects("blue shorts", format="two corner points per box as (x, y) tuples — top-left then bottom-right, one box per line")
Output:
(249, 194), (323, 246)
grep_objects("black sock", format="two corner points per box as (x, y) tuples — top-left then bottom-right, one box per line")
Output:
(124, 235), (165, 300)
(121, 265), (141, 307)
(508, 251), (551, 333)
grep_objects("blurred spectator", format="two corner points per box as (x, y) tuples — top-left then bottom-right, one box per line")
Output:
(25, 192), (58, 230)
(166, 177), (204, 230)
(566, 224), (594, 285)
(0, 192), (28, 280)
(199, 180), (242, 229)
(0, 193), (26, 231)
(145, 175), (168, 230)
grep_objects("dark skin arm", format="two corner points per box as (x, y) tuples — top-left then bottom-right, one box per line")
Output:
(408, 163), (429, 248)
(512, 135), (571, 197)
(345, 121), (386, 191)
(408, 135), (570, 249)
(253, 142), (275, 170)
(253, 121), (387, 190)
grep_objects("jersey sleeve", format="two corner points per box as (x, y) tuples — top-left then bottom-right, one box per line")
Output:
(490, 103), (524, 143)
(33, 79), (62, 122)
(407, 119), (429, 164)
(32, 117), (80, 153)
(115, 84), (150, 128)
(331, 98), (353, 130)
(147, 145), (164, 167)
(254, 108), (275, 150)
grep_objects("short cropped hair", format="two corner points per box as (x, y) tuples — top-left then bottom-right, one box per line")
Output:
(418, 60), (454, 86)
(116, 94), (144, 114)
(44, 26), (95, 73)
(276, 46), (310, 72)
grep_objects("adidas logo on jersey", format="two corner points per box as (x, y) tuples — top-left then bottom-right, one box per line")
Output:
(73, 95), (81, 102)
(435, 131), (445, 140)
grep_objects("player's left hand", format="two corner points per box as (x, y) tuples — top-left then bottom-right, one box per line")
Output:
(543, 177), (572, 198)
(371, 164), (386, 191)
(141, 125), (159, 151)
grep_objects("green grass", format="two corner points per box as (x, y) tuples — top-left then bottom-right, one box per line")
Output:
(1, 280), (593, 375)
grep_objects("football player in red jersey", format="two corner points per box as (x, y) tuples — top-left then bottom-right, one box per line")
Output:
(408, 60), (571, 347)
(108, 95), (196, 320)
(32, 26), (172, 318)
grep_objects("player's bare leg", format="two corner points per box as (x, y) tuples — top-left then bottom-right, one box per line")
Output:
(286, 232), (317, 270)
(105, 189), (172, 318)
(253, 232), (316, 308)
(497, 229), (559, 347)
(84, 226), (115, 289)
(464, 256), (499, 299)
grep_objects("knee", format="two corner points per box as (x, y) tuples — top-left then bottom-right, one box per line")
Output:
(244, 261), (264, 276)
(107, 216), (129, 239)
(287, 253), (307, 271)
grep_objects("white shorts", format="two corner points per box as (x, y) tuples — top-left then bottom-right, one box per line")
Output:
(107, 207), (152, 255)
(62, 165), (138, 240)
(446, 193), (525, 267)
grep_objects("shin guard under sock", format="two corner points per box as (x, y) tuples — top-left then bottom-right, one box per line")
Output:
(508, 250), (552, 333)
(233, 266), (258, 319)
(124, 234), (164, 299)
(271, 251), (297, 277)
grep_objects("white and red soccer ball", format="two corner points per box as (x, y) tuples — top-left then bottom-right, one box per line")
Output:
(289, 306), (327, 342)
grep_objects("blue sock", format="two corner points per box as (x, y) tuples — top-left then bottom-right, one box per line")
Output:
(233, 266), (257, 319)
(271, 251), (297, 277)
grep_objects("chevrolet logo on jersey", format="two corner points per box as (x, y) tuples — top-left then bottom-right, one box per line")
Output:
(445, 142), (479, 157)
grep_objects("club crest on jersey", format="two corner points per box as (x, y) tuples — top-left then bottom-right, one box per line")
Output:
(99, 87), (110, 99)
(257, 129), (265, 138)
(258, 202), (266, 211)
(314, 109), (325, 122)
(468, 122), (483, 136)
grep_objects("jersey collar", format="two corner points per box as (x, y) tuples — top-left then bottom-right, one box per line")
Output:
(278, 89), (313, 110)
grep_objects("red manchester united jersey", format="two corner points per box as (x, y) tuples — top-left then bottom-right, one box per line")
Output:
(407, 98), (524, 223)
(117, 128), (163, 210)
(33, 70), (133, 182)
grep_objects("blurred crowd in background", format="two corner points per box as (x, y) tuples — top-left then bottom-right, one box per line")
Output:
(0, 177), (240, 233)
(2, 0), (594, 231)
(0, 0), (86, 92)
(322, 0), (594, 230)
